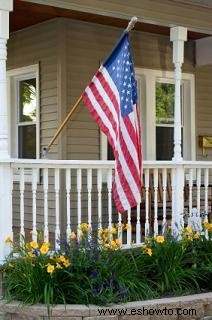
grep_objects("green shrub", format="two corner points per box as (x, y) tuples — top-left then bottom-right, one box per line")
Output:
(3, 222), (212, 307)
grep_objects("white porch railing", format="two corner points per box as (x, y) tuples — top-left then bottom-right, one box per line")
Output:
(0, 159), (211, 261)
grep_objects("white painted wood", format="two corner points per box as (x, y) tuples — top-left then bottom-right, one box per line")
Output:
(97, 169), (102, 230)
(19, 168), (25, 242)
(153, 168), (158, 236)
(87, 168), (92, 229)
(65, 168), (71, 241)
(188, 168), (193, 224)
(204, 168), (209, 220)
(136, 204), (141, 245)
(77, 168), (82, 237)
(107, 168), (113, 232)
(32, 168), (38, 242)
(43, 168), (49, 242)
(118, 213), (123, 245)
(170, 26), (187, 161)
(0, 3), (13, 263)
(196, 168), (201, 216)
(127, 208), (132, 245)
(162, 168), (167, 234)
(54, 168), (60, 249)
(144, 168), (150, 236)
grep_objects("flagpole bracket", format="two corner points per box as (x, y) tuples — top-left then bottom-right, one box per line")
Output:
(125, 16), (138, 32)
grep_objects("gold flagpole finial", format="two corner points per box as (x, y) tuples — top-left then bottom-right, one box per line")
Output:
(125, 16), (138, 32)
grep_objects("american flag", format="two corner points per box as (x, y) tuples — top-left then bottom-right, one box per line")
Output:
(82, 32), (142, 213)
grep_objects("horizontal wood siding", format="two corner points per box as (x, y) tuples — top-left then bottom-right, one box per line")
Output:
(7, 20), (61, 233)
(196, 65), (212, 160)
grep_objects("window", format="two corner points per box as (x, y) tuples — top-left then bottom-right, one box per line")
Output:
(101, 69), (195, 161)
(7, 65), (40, 159)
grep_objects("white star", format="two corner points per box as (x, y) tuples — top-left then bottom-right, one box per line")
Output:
(112, 66), (116, 70)
(127, 90), (130, 95)
(122, 89), (125, 93)
(128, 84), (131, 88)
(124, 75), (127, 79)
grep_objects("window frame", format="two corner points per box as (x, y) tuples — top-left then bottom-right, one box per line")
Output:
(100, 68), (195, 161)
(7, 64), (40, 181)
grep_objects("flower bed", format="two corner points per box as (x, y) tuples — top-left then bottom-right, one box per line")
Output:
(2, 223), (212, 310)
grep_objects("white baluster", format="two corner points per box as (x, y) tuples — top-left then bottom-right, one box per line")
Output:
(55, 168), (60, 249)
(162, 169), (167, 234)
(87, 169), (92, 229)
(127, 208), (132, 245)
(107, 169), (113, 233)
(136, 204), (141, 245)
(144, 169), (150, 237)
(197, 168), (201, 216)
(118, 213), (123, 245)
(204, 168), (209, 220)
(43, 168), (49, 242)
(188, 168), (193, 226)
(32, 169), (38, 242)
(20, 168), (25, 242)
(204, 168), (209, 239)
(66, 168), (71, 242)
(153, 168), (158, 236)
(171, 169), (176, 235)
(97, 169), (102, 230)
(77, 169), (82, 237)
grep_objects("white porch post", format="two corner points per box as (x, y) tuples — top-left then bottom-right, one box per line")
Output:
(170, 26), (187, 235)
(0, 0), (13, 263)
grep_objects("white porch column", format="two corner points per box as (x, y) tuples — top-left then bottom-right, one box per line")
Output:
(170, 26), (187, 235)
(0, 0), (13, 264)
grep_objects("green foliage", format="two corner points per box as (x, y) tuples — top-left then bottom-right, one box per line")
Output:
(3, 223), (212, 308)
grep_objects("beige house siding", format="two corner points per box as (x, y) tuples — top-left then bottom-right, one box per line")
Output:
(196, 65), (212, 161)
(7, 19), (61, 233)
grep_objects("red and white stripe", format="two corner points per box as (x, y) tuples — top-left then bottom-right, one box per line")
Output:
(83, 66), (142, 213)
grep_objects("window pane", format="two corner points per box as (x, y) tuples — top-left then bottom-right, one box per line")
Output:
(19, 78), (36, 122)
(18, 125), (36, 159)
(107, 142), (115, 160)
(156, 83), (175, 125)
(156, 127), (173, 160)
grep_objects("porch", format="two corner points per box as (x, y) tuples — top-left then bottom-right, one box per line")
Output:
(1, 158), (211, 250)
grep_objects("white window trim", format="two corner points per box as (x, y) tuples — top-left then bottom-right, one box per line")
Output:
(7, 64), (40, 182)
(100, 68), (195, 161)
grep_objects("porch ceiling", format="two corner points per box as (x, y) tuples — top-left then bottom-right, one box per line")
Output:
(11, 0), (209, 39)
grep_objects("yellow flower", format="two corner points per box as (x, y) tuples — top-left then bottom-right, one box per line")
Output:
(111, 241), (118, 249)
(40, 242), (50, 254)
(156, 236), (165, 243)
(58, 255), (66, 263)
(110, 227), (117, 234)
(115, 239), (121, 247)
(185, 226), (192, 234)
(79, 231), (84, 238)
(81, 223), (90, 232)
(125, 224), (132, 230)
(193, 232), (200, 239)
(25, 242), (31, 250)
(56, 263), (63, 269)
(204, 222), (212, 231)
(46, 264), (54, 274)
(28, 252), (35, 258)
(146, 248), (152, 256)
(50, 256), (55, 260)
(70, 232), (77, 239)
(30, 241), (38, 249)
(63, 259), (71, 268)
(187, 235), (193, 241)
(5, 236), (12, 244)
